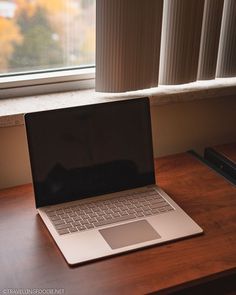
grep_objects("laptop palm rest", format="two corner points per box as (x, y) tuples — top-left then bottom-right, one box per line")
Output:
(99, 220), (161, 249)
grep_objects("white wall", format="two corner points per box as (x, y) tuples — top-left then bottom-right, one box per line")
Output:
(150, 95), (236, 157)
(0, 95), (236, 189)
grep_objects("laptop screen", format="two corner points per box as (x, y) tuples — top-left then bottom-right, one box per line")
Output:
(25, 97), (155, 208)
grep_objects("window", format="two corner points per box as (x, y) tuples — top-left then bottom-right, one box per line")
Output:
(1, 0), (236, 98)
(0, 0), (95, 97)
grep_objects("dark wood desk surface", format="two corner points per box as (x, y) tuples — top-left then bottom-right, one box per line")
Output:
(213, 142), (236, 164)
(0, 153), (236, 294)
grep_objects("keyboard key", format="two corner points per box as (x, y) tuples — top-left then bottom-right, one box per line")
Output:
(151, 209), (159, 214)
(69, 227), (78, 233)
(56, 210), (64, 215)
(55, 223), (72, 230)
(117, 204), (127, 210)
(135, 208), (143, 212)
(84, 209), (92, 214)
(97, 216), (105, 221)
(106, 209), (113, 214)
(68, 212), (76, 217)
(105, 215), (112, 220)
(60, 214), (68, 219)
(47, 211), (57, 217)
(79, 214), (87, 219)
(136, 212), (144, 217)
(145, 196), (154, 201)
(127, 209), (135, 214)
(88, 212), (97, 218)
(144, 211), (152, 216)
(77, 226), (86, 231)
(166, 207), (174, 211)
(57, 229), (69, 235)
(72, 221), (81, 226)
(112, 208), (119, 213)
(159, 208), (167, 212)
(112, 212), (120, 217)
(120, 211), (129, 216)
(52, 220), (65, 226)
(50, 215), (61, 221)
(85, 224), (94, 229)
(143, 206), (150, 211)
(92, 208), (100, 212)
(73, 216), (82, 221)
(74, 208), (83, 214)
(131, 200), (138, 204)
(149, 198), (164, 204)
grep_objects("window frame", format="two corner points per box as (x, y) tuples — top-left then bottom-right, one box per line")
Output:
(0, 66), (95, 99)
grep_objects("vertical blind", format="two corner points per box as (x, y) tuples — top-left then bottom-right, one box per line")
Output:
(216, 0), (236, 77)
(197, 0), (224, 80)
(96, 0), (236, 93)
(96, 0), (163, 92)
(159, 0), (204, 85)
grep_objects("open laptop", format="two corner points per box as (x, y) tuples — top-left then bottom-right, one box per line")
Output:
(25, 97), (203, 265)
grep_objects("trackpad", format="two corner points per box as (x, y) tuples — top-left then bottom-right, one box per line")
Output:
(99, 220), (161, 249)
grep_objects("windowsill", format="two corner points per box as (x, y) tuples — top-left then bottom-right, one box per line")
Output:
(0, 77), (236, 127)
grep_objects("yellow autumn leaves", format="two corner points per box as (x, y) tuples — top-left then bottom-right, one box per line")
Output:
(0, 0), (95, 72)
(0, 17), (22, 70)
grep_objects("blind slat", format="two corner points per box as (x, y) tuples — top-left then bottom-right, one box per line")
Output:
(197, 0), (224, 80)
(216, 0), (236, 78)
(96, 0), (163, 92)
(159, 0), (204, 85)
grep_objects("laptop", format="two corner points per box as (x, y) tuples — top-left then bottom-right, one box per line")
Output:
(25, 97), (203, 265)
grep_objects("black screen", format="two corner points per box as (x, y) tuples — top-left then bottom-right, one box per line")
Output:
(25, 97), (155, 207)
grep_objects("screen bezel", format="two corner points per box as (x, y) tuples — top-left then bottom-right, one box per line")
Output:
(25, 97), (155, 208)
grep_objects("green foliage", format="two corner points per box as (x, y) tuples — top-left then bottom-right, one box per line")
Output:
(9, 8), (63, 71)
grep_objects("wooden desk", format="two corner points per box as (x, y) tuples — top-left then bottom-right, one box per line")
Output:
(0, 153), (236, 294)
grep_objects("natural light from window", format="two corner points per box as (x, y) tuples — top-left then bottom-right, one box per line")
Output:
(0, 0), (95, 76)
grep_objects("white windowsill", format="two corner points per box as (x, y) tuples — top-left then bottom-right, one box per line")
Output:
(0, 77), (236, 127)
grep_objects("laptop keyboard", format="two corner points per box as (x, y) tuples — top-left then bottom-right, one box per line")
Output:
(45, 188), (175, 235)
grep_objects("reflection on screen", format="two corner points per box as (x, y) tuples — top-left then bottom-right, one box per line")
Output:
(25, 98), (155, 207)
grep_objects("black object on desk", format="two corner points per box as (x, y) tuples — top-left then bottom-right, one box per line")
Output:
(204, 144), (236, 185)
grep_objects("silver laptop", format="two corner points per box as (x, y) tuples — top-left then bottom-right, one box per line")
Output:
(25, 97), (203, 265)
